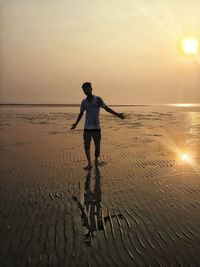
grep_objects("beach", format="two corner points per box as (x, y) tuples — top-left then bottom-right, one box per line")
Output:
(0, 104), (200, 267)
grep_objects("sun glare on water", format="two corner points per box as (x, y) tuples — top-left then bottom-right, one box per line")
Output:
(181, 153), (189, 161)
(180, 37), (199, 55)
(178, 152), (191, 163)
(178, 152), (200, 172)
(179, 152), (194, 164)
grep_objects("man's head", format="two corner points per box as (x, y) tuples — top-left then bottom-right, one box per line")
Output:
(82, 82), (92, 96)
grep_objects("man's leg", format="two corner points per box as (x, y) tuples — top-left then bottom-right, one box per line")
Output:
(92, 131), (101, 165)
(83, 130), (92, 170)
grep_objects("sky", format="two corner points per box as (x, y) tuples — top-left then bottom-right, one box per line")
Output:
(1, 0), (200, 105)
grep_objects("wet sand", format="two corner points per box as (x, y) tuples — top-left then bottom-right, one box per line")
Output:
(0, 105), (200, 267)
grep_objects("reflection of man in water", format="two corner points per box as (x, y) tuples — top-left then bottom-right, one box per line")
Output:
(73, 166), (104, 245)
(83, 166), (103, 240)
(72, 166), (123, 245)
(71, 82), (125, 170)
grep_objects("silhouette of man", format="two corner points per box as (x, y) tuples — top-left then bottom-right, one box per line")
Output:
(71, 82), (125, 170)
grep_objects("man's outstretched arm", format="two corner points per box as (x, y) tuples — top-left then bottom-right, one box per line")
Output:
(104, 106), (125, 119)
(71, 111), (84, 129)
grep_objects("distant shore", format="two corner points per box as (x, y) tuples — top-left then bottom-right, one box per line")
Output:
(0, 103), (200, 108)
(0, 103), (150, 107)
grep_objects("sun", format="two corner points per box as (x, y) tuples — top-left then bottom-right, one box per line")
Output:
(180, 37), (199, 55)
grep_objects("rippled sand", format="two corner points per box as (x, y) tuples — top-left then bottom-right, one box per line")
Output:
(0, 105), (200, 267)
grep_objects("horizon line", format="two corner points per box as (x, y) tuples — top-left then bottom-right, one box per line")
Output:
(0, 103), (151, 106)
(0, 102), (200, 106)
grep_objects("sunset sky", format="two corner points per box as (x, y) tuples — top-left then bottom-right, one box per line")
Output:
(1, 0), (200, 105)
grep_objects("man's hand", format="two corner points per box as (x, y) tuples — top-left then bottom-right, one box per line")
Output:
(117, 113), (125, 119)
(70, 123), (77, 130)
(70, 111), (83, 130)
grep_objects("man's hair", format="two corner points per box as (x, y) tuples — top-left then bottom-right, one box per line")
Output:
(82, 82), (92, 90)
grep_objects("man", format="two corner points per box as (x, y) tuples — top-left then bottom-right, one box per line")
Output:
(71, 82), (125, 170)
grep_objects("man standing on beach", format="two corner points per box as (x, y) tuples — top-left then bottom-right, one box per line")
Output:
(71, 82), (125, 170)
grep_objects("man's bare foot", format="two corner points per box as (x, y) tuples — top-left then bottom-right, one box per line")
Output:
(83, 163), (92, 170)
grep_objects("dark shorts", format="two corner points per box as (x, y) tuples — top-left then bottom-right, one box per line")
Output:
(83, 129), (101, 157)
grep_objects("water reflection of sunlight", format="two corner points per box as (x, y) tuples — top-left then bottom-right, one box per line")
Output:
(181, 153), (189, 161)
(178, 150), (200, 172)
(187, 112), (200, 127)
(169, 103), (200, 107)
(156, 128), (200, 172)
(188, 111), (199, 121)
(177, 151), (191, 163)
(186, 112), (200, 142)
(179, 152), (193, 163)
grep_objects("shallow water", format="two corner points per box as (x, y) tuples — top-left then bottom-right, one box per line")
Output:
(0, 105), (200, 266)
